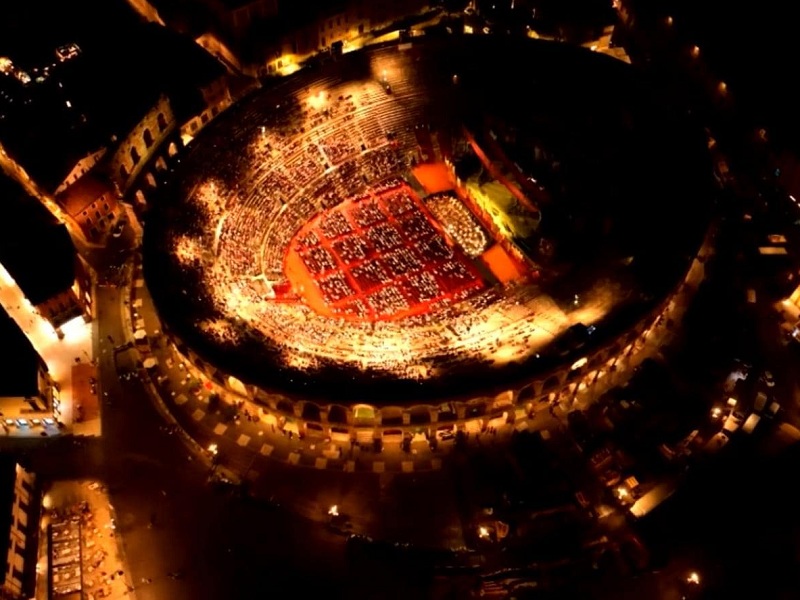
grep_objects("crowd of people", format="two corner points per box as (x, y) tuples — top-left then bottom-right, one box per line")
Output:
(158, 52), (565, 382)
(426, 192), (491, 258)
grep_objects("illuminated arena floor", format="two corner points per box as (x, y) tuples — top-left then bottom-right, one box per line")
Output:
(284, 181), (485, 321)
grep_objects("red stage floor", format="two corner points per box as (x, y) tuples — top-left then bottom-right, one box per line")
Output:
(284, 182), (485, 322)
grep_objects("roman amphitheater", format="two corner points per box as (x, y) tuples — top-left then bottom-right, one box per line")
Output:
(144, 35), (713, 441)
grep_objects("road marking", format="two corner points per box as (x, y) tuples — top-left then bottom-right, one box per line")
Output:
(401, 461), (414, 473)
(344, 460), (355, 472)
(315, 457), (327, 469)
(430, 458), (442, 470)
(191, 409), (205, 421)
(288, 452), (300, 465)
(174, 394), (188, 406)
(237, 434), (250, 447)
(259, 444), (274, 456)
(372, 461), (385, 473)
(213, 423), (227, 435)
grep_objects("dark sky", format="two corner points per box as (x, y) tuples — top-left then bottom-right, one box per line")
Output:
(667, 0), (798, 148)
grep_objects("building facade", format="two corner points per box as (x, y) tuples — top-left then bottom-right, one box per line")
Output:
(56, 173), (122, 243)
(0, 462), (37, 600)
(109, 94), (181, 204)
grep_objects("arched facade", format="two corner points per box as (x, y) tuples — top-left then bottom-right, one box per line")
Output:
(109, 94), (182, 213)
(158, 220), (715, 444)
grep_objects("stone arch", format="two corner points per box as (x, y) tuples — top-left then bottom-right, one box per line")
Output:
(436, 402), (457, 422)
(465, 400), (487, 418)
(567, 366), (583, 382)
(380, 406), (403, 426)
(543, 374), (561, 392)
(134, 189), (146, 206)
(168, 141), (179, 157)
(328, 404), (348, 425)
(143, 128), (154, 148)
(276, 399), (294, 415)
(352, 404), (376, 424)
(130, 146), (140, 165)
(518, 383), (537, 404)
(408, 405), (431, 425)
(155, 156), (168, 172)
(157, 112), (168, 132)
(301, 402), (322, 422)
(145, 172), (157, 189)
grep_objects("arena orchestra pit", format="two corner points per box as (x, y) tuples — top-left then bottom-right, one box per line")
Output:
(144, 36), (713, 412)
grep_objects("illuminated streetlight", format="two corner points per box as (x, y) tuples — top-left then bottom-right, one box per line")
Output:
(478, 526), (490, 539)
(328, 504), (339, 517)
(207, 443), (218, 456)
(691, 45), (700, 59)
(686, 571), (700, 585)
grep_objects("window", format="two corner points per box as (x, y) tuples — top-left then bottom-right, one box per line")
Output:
(143, 128), (154, 148)
(130, 147), (140, 165)
(157, 112), (167, 132)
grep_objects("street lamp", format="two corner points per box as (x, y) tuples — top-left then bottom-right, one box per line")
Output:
(328, 504), (339, 517)
(207, 443), (218, 456)
(478, 526), (490, 539)
(686, 571), (700, 585)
